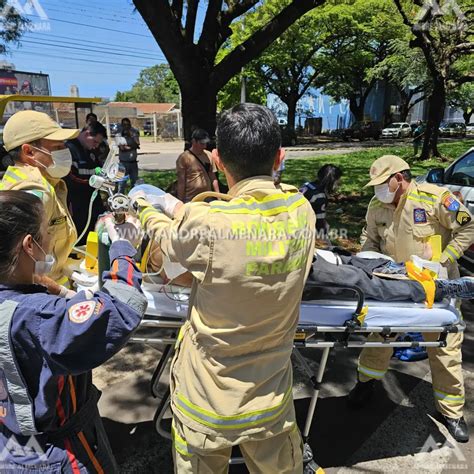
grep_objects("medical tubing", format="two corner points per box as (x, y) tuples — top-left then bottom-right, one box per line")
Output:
(74, 189), (99, 247)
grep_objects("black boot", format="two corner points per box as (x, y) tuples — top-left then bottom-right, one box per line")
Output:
(347, 379), (375, 409)
(441, 415), (470, 443)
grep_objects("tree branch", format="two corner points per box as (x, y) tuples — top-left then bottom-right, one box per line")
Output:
(407, 94), (426, 111)
(171, 0), (184, 23)
(222, 0), (259, 25)
(133, 0), (191, 83)
(184, 0), (199, 43)
(211, 0), (325, 90)
(393, 0), (413, 28)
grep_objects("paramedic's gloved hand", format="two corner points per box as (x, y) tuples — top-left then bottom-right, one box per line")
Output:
(103, 215), (143, 247)
(129, 187), (182, 218)
(59, 286), (77, 299)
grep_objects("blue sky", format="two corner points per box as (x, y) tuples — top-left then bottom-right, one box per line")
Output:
(0, 0), (181, 99)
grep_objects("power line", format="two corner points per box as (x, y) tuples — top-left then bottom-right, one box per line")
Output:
(41, 6), (143, 26)
(6, 50), (151, 68)
(27, 32), (164, 58)
(24, 14), (152, 38)
(19, 39), (165, 62)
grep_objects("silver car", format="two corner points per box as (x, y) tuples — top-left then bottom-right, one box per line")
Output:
(420, 147), (474, 272)
(382, 122), (412, 138)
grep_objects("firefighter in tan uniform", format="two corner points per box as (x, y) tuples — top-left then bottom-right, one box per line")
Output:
(349, 155), (473, 443)
(0, 111), (78, 291)
(132, 104), (316, 473)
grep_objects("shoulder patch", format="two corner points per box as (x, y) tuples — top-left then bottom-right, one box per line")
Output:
(25, 190), (44, 200)
(441, 192), (460, 212)
(456, 210), (472, 226)
(68, 301), (96, 324)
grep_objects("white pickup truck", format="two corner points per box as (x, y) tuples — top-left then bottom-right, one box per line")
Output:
(420, 147), (474, 273)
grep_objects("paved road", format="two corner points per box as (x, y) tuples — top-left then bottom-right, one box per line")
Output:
(136, 138), (419, 172)
(95, 300), (474, 473)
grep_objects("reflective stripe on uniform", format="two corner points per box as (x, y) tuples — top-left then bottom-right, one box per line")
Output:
(171, 423), (193, 457)
(434, 389), (465, 404)
(2, 168), (28, 184)
(357, 363), (386, 380)
(444, 245), (460, 263)
(139, 207), (161, 226)
(0, 300), (39, 435)
(174, 387), (292, 430)
(407, 192), (436, 205)
(210, 193), (306, 217)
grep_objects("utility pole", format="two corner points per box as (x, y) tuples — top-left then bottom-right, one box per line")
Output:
(240, 68), (246, 103)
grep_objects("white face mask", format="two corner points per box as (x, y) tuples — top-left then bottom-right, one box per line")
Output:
(374, 182), (399, 204)
(31, 146), (72, 178)
(29, 239), (56, 275)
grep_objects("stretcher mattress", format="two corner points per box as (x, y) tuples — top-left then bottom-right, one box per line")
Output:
(142, 284), (460, 328)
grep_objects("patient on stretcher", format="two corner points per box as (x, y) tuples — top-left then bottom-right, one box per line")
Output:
(145, 239), (474, 304)
(305, 249), (473, 303)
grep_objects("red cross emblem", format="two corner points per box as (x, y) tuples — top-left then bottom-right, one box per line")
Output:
(68, 301), (96, 323)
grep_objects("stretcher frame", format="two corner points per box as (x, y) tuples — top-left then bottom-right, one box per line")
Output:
(129, 283), (465, 469)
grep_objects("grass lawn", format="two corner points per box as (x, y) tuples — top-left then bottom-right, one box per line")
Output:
(141, 139), (474, 249)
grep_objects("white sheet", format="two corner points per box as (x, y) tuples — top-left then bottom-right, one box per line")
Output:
(142, 284), (460, 328)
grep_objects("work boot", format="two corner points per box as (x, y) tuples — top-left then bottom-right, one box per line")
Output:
(441, 415), (470, 443)
(347, 379), (375, 409)
(436, 277), (474, 300)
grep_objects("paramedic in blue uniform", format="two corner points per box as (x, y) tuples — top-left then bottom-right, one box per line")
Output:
(0, 190), (147, 473)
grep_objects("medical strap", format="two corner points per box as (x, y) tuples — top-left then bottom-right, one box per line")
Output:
(174, 387), (292, 430)
(0, 300), (38, 436)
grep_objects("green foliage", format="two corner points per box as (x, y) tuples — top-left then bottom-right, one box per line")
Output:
(0, 0), (28, 53)
(217, 71), (267, 112)
(448, 83), (474, 120)
(313, 0), (408, 114)
(368, 39), (430, 92)
(115, 64), (180, 103)
(141, 139), (474, 244)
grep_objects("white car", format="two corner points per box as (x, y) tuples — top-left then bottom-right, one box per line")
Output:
(421, 147), (474, 272)
(382, 122), (412, 138)
(466, 123), (474, 136)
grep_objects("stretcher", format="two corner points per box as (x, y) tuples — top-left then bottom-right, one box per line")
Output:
(127, 281), (464, 469)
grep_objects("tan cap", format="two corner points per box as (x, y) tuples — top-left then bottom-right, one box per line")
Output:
(3, 110), (80, 151)
(365, 155), (410, 187)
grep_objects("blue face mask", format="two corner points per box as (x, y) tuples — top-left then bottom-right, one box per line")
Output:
(29, 239), (56, 275)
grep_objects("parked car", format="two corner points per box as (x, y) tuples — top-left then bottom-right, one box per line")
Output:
(382, 122), (412, 138)
(466, 123), (474, 136)
(280, 125), (297, 146)
(143, 120), (153, 136)
(338, 121), (382, 141)
(419, 147), (474, 272)
(439, 121), (466, 138)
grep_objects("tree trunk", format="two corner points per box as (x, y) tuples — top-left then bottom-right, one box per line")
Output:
(349, 97), (365, 122)
(285, 95), (299, 132)
(420, 80), (446, 160)
(398, 90), (410, 123)
(180, 82), (218, 146)
(463, 109), (473, 125)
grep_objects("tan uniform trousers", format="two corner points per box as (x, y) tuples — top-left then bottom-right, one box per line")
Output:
(172, 416), (303, 474)
(358, 330), (464, 418)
